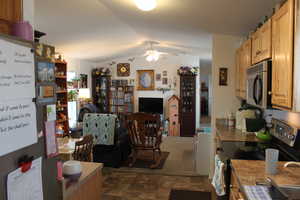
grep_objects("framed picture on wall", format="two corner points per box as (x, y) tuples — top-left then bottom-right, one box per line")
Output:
(137, 70), (155, 90)
(117, 63), (130, 77)
(156, 73), (161, 81)
(162, 70), (167, 76)
(219, 68), (228, 86)
(162, 78), (168, 85)
(79, 74), (88, 88)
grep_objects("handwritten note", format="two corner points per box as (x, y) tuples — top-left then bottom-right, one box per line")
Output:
(0, 39), (35, 100)
(0, 99), (37, 156)
(7, 157), (43, 200)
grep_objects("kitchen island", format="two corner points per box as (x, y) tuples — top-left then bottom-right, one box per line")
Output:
(230, 160), (300, 200)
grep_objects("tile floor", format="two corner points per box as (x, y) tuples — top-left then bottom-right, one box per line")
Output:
(102, 170), (216, 200)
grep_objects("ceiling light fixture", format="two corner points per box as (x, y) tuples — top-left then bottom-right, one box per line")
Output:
(134, 0), (157, 11)
(146, 50), (160, 62)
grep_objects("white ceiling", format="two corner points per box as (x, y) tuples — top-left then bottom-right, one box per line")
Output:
(35, 0), (277, 62)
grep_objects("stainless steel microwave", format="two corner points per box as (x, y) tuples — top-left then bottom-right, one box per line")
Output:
(246, 60), (272, 108)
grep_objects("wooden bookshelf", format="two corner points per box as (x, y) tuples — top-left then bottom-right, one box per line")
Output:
(110, 80), (134, 114)
(55, 60), (69, 136)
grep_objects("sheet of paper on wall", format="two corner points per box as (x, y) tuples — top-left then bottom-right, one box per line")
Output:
(0, 99), (37, 156)
(45, 121), (58, 158)
(0, 38), (35, 101)
(7, 157), (43, 200)
(46, 104), (56, 121)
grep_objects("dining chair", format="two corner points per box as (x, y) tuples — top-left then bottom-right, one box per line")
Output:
(72, 134), (94, 162)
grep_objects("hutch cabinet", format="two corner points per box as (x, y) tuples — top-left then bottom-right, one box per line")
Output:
(92, 69), (111, 113)
(179, 75), (196, 137)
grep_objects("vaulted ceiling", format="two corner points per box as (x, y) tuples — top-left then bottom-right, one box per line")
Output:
(35, 0), (277, 61)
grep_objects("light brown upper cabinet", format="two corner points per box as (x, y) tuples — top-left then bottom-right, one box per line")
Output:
(235, 48), (241, 97)
(0, 0), (22, 35)
(236, 39), (251, 99)
(251, 20), (272, 65)
(271, 0), (294, 109)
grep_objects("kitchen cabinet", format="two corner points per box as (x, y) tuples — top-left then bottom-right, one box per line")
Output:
(0, 0), (22, 35)
(271, 0), (294, 109)
(251, 20), (272, 64)
(235, 48), (241, 97)
(236, 39), (251, 99)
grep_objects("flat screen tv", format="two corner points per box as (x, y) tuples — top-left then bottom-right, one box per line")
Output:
(139, 98), (163, 114)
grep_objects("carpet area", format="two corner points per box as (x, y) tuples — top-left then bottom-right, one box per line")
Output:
(122, 151), (170, 169)
(169, 189), (211, 200)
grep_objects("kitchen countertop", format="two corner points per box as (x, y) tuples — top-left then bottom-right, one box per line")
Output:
(231, 160), (300, 186)
(231, 160), (300, 199)
(216, 120), (260, 143)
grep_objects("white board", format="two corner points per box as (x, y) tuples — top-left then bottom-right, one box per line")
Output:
(7, 157), (43, 200)
(0, 39), (35, 100)
(0, 99), (37, 156)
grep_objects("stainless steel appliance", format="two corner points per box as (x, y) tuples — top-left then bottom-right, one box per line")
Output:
(246, 60), (272, 108)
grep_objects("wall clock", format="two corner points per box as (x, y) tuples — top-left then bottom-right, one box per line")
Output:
(117, 63), (130, 77)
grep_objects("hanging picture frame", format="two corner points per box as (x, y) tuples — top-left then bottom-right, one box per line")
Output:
(156, 73), (161, 81)
(117, 63), (130, 77)
(137, 70), (155, 90)
(219, 68), (228, 86)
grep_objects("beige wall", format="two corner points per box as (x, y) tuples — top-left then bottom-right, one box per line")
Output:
(66, 57), (97, 94)
(97, 55), (200, 120)
(210, 34), (243, 177)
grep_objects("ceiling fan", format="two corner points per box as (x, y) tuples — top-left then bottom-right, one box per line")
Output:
(143, 41), (168, 62)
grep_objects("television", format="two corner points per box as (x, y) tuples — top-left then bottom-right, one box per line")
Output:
(139, 98), (163, 114)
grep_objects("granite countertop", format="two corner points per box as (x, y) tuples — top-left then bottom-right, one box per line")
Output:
(216, 119), (260, 143)
(231, 160), (300, 187)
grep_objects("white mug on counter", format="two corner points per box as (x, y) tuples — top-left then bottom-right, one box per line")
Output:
(265, 148), (279, 175)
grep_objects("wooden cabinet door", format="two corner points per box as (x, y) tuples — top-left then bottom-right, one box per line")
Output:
(239, 39), (251, 99)
(235, 49), (241, 97)
(0, 0), (22, 35)
(260, 20), (272, 61)
(251, 31), (261, 65)
(271, 0), (294, 109)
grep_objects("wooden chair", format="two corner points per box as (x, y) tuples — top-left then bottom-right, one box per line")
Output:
(125, 113), (162, 168)
(72, 134), (94, 162)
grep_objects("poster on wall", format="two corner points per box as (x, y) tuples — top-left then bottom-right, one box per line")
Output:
(0, 99), (37, 157)
(0, 39), (35, 100)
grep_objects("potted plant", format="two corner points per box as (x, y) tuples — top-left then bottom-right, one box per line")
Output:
(68, 90), (78, 101)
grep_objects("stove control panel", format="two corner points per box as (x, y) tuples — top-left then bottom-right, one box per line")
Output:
(271, 119), (299, 147)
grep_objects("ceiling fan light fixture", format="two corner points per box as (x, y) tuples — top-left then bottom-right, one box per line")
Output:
(134, 0), (157, 11)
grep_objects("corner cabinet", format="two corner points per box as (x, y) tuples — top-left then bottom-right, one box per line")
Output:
(179, 75), (196, 137)
(271, 0), (294, 109)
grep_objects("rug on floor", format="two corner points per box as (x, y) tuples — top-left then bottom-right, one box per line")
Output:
(122, 151), (170, 169)
(169, 189), (211, 200)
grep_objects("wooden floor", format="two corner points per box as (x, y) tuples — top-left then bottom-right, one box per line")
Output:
(102, 169), (217, 200)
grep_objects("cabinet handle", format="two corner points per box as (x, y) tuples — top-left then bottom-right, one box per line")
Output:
(268, 91), (272, 95)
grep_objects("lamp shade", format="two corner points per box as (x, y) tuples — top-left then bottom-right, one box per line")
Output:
(78, 88), (90, 99)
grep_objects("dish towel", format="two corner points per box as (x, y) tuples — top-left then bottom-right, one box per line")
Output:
(212, 155), (226, 196)
(83, 113), (117, 145)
